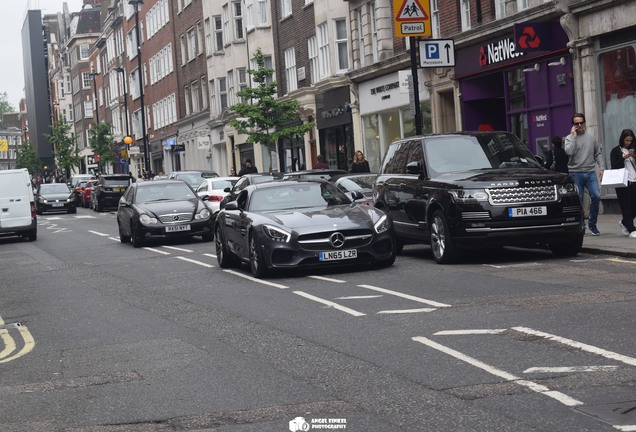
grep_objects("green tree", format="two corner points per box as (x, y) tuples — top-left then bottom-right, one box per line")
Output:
(45, 120), (81, 178)
(88, 122), (115, 173)
(229, 48), (314, 172)
(15, 141), (43, 178)
(0, 92), (15, 121)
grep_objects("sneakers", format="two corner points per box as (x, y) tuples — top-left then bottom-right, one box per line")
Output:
(588, 225), (600, 236)
(630, 231), (636, 239)
(619, 221), (630, 236)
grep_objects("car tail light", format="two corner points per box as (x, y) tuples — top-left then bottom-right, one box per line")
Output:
(208, 195), (223, 201)
(30, 202), (36, 218)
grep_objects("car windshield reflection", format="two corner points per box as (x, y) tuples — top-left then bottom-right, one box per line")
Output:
(249, 183), (351, 212)
(135, 184), (194, 203)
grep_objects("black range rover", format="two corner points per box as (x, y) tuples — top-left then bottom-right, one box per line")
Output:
(374, 132), (584, 263)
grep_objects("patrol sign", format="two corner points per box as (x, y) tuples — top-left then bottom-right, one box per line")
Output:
(393, 0), (431, 37)
(419, 39), (455, 67)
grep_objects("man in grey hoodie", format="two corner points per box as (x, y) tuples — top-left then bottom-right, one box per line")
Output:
(564, 112), (605, 235)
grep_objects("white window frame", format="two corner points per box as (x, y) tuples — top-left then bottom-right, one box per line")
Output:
(317, 22), (330, 78)
(219, 77), (227, 110)
(205, 18), (213, 56)
(233, 1), (244, 40)
(281, 0), (292, 18)
(79, 44), (90, 60)
(308, 36), (319, 84)
(494, 0), (505, 19)
(460, 0), (471, 31)
(284, 47), (297, 93)
(334, 18), (349, 72)
(227, 71), (235, 106)
(517, 0), (529, 11)
(222, 5), (230, 45)
(191, 80), (200, 112)
(187, 27), (196, 61)
(214, 15), (224, 51)
(431, 0), (440, 38)
(257, 0), (268, 26)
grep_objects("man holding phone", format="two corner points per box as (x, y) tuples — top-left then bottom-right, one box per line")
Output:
(564, 112), (605, 235)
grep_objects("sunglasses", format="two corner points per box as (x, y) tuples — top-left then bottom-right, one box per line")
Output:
(573, 122), (585, 126)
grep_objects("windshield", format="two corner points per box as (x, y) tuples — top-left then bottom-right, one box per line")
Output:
(135, 183), (195, 203)
(249, 183), (351, 212)
(40, 184), (71, 194)
(211, 180), (237, 190)
(176, 173), (204, 187)
(425, 134), (543, 177)
(338, 175), (376, 191)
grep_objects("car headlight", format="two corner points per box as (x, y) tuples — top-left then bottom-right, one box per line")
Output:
(374, 214), (390, 234)
(448, 189), (489, 204)
(557, 182), (578, 197)
(263, 224), (291, 242)
(43, 199), (48, 204)
(194, 208), (211, 220)
(139, 214), (159, 225)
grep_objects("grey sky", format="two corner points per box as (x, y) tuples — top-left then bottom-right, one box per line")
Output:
(2, 0), (83, 110)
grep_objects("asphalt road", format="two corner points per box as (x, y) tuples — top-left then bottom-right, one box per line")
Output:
(0, 207), (635, 431)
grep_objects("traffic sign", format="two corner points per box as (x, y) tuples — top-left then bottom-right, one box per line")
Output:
(393, 0), (431, 38)
(419, 39), (455, 67)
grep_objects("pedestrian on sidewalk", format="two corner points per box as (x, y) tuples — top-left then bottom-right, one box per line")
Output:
(565, 113), (605, 235)
(609, 128), (636, 238)
(544, 136), (569, 173)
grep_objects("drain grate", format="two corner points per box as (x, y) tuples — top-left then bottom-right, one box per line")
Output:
(575, 400), (636, 426)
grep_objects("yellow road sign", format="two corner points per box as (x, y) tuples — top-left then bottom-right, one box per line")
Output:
(394, 0), (431, 37)
(0, 139), (8, 152)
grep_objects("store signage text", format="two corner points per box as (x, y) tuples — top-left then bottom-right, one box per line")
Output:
(370, 81), (400, 95)
(533, 113), (548, 128)
(321, 106), (345, 119)
(479, 38), (524, 67)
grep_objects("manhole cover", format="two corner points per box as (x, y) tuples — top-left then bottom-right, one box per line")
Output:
(575, 400), (636, 426)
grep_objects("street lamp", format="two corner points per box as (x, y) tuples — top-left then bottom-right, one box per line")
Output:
(88, 71), (99, 123)
(129, 0), (150, 176)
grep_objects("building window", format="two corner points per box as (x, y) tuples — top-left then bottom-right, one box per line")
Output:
(219, 77), (227, 110)
(204, 18), (213, 55)
(250, 54), (273, 86)
(82, 72), (91, 89)
(233, 1), (244, 39)
(245, 0), (254, 30)
(196, 22), (203, 55)
(84, 100), (93, 118)
(227, 71), (235, 106)
(317, 22), (330, 78)
(257, 0), (268, 25)
(237, 68), (247, 101)
(284, 47), (297, 93)
(281, 0), (292, 18)
(184, 86), (191, 115)
(334, 19), (348, 72)
(431, 0), (440, 37)
(209, 79), (216, 116)
(214, 16), (224, 51)
(80, 44), (90, 60)
(308, 36), (319, 84)
(495, 0), (505, 19)
(180, 34), (187, 65)
(187, 28), (196, 61)
(201, 77), (209, 109)
(517, 0), (529, 11)
(356, 8), (365, 68)
(460, 0), (471, 31)
(191, 80), (200, 112)
(222, 5), (230, 45)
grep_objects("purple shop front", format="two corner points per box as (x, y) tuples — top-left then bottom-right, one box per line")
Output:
(454, 21), (574, 157)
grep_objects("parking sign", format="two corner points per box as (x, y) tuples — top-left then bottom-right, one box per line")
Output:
(419, 39), (455, 67)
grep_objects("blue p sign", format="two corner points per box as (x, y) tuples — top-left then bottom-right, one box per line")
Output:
(425, 43), (440, 59)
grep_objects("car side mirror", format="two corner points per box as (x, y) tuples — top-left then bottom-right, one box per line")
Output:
(351, 190), (364, 201)
(225, 201), (239, 211)
(534, 155), (545, 167)
(406, 161), (422, 175)
(118, 197), (129, 207)
(223, 187), (231, 193)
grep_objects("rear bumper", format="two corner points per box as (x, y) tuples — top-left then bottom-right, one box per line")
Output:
(0, 218), (37, 236)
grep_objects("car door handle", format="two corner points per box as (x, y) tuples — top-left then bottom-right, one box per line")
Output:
(399, 183), (407, 190)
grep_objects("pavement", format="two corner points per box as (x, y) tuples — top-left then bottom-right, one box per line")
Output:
(582, 213), (636, 258)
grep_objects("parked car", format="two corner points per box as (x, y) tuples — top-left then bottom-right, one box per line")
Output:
(116, 179), (213, 247)
(91, 174), (133, 212)
(169, 170), (219, 188)
(195, 177), (239, 214)
(219, 173), (282, 210)
(330, 173), (377, 205)
(214, 179), (396, 277)
(35, 183), (77, 215)
(281, 169), (347, 181)
(373, 132), (585, 263)
(80, 179), (98, 208)
(0, 168), (37, 241)
(68, 173), (95, 189)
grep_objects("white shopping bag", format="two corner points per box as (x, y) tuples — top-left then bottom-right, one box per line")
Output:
(601, 168), (628, 188)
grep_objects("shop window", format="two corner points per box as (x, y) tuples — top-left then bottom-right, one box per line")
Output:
(600, 46), (636, 160)
(507, 68), (526, 110)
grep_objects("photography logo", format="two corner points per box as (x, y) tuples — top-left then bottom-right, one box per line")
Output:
(289, 417), (310, 431)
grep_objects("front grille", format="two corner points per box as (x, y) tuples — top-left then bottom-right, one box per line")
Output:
(158, 212), (192, 223)
(298, 229), (372, 251)
(486, 185), (557, 206)
(562, 205), (581, 213)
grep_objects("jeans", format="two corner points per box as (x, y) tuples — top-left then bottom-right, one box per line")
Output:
(570, 171), (601, 227)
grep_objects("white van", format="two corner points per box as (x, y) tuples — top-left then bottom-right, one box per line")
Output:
(0, 168), (37, 241)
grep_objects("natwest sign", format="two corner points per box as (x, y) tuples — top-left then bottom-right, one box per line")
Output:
(454, 22), (568, 79)
(479, 38), (523, 67)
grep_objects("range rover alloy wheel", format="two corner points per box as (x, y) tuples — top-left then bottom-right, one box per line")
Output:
(215, 225), (239, 268)
(430, 210), (460, 264)
(249, 232), (268, 278)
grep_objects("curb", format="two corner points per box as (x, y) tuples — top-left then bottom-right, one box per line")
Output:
(580, 247), (636, 259)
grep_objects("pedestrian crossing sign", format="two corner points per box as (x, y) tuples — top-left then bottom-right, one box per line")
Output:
(396, 0), (429, 21)
(393, 0), (431, 37)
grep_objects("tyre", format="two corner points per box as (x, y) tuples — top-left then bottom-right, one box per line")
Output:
(69, 206), (77, 214)
(249, 232), (268, 277)
(430, 210), (461, 264)
(96, 199), (103, 212)
(119, 222), (131, 243)
(201, 227), (213, 242)
(131, 223), (144, 248)
(550, 235), (583, 257)
(26, 229), (37, 241)
(215, 225), (239, 268)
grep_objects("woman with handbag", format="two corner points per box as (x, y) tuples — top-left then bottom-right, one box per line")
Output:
(609, 128), (636, 238)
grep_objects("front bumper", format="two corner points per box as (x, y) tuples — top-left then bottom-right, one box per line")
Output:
(136, 219), (213, 240)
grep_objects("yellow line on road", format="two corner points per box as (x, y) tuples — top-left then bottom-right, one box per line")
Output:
(0, 329), (16, 360)
(607, 257), (636, 264)
(0, 326), (35, 364)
